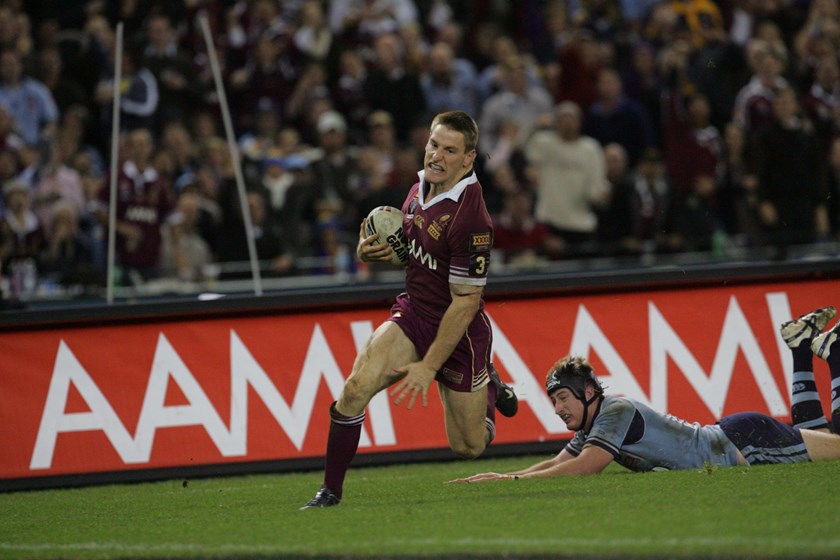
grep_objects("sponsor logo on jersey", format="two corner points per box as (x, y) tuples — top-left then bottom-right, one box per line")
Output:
(414, 215), (424, 228)
(125, 206), (159, 224)
(408, 238), (437, 270)
(427, 214), (452, 240)
(470, 232), (492, 251)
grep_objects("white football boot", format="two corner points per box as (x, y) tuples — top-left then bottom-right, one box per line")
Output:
(812, 319), (840, 360)
(780, 306), (837, 349)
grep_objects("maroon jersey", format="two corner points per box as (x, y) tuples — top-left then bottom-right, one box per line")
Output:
(99, 161), (174, 269)
(400, 171), (493, 323)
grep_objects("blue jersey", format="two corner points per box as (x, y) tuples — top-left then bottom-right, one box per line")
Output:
(565, 395), (742, 472)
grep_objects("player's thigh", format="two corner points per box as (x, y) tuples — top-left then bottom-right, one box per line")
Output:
(338, 321), (418, 415)
(439, 384), (488, 459)
(801, 429), (840, 461)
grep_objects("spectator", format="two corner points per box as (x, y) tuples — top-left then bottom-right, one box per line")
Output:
(94, 47), (159, 134)
(309, 110), (362, 229)
(733, 43), (789, 137)
(142, 13), (204, 132)
(35, 45), (86, 114)
(554, 29), (604, 111)
(598, 142), (633, 253)
(327, 0), (418, 44)
(353, 144), (396, 218)
(669, 174), (725, 253)
(479, 54), (553, 154)
(609, 147), (676, 255)
(524, 101), (609, 257)
(476, 35), (542, 104)
(58, 104), (104, 179)
(257, 152), (313, 255)
(800, 54), (840, 155)
(398, 20), (427, 75)
(621, 42), (663, 148)
(30, 131), (86, 232)
(493, 189), (560, 266)
(216, 190), (294, 279)
(228, 33), (296, 128)
(160, 190), (212, 283)
(96, 128), (174, 284)
(753, 87), (829, 248)
(292, 0), (333, 63)
(362, 32), (426, 141)
(365, 110), (397, 176)
(662, 62), (722, 196)
(285, 61), (330, 128)
(0, 179), (44, 295)
(333, 49), (368, 141)
(583, 67), (655, 167)
(160, 121), (198, 191)
(238, 99), (281, 183)
(0, 48), (57, 148)
(38, 199), (99, 288)
(420, 41), (479, 120)
(717, 122), (763, 247)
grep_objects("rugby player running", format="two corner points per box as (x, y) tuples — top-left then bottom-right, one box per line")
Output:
(302, 111), (516, 509)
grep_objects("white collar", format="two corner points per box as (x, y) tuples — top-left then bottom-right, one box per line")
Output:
(123, 160), (159, 183)
(416, 170), (477, 209)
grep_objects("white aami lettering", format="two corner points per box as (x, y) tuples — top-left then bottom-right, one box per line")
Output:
(133, 333), (240, 462)
(568, 305), (650, 404)
(31, 341), (139, 469)
(648, 296), (786, 417)
(31, 323), (396, 469)
(487, 316), (566, 434)
(229, 323), (385, 451)
(408, 238), (437, 270)
(563, 297), (788, 417)
(30, 294), (796, 469)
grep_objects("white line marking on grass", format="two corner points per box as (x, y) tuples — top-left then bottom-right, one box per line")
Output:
(4, 536), (840, 554)
(392, 537), (840, 550)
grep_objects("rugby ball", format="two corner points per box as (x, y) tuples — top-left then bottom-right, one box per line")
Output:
(364, 206), (409, 266)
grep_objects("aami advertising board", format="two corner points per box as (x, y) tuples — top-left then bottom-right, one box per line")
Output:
(1, 279), (836, 487)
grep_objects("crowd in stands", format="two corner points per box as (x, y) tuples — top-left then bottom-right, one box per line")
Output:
(1, 0), (840, 302)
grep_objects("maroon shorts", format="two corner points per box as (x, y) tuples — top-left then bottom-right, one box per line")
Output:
(388, 293), (492, 393)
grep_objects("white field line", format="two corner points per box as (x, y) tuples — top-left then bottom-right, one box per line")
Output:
(2, 536), (840, 554)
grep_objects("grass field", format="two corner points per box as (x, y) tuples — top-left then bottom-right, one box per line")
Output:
(2, 456), (840, 559)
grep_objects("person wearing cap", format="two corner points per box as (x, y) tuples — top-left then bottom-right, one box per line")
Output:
(451, 313), (840, 482)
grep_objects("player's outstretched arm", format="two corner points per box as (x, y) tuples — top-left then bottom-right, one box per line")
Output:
(447, 446), (611, 483)
(522, 445), (613, 478)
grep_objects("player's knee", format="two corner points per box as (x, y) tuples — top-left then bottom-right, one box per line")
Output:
(450, 440), (485, 460)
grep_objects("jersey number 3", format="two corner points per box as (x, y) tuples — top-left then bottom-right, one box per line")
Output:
(470, 254), (487, 276)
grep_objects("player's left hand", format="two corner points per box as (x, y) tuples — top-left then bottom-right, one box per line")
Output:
(446, 472), (509, 484)
(390, 362), (437, 409)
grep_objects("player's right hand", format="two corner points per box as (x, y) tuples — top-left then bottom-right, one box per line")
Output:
(357, 219), (394, 263)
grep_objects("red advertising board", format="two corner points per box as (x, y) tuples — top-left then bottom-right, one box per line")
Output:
(1, 279), (837, 482)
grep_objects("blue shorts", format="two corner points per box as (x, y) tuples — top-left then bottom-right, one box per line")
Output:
(388, 293), (492, 393)
(717, 412), (810, 465)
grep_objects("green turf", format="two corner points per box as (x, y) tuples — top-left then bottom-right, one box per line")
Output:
(2, 456), (840, 559)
